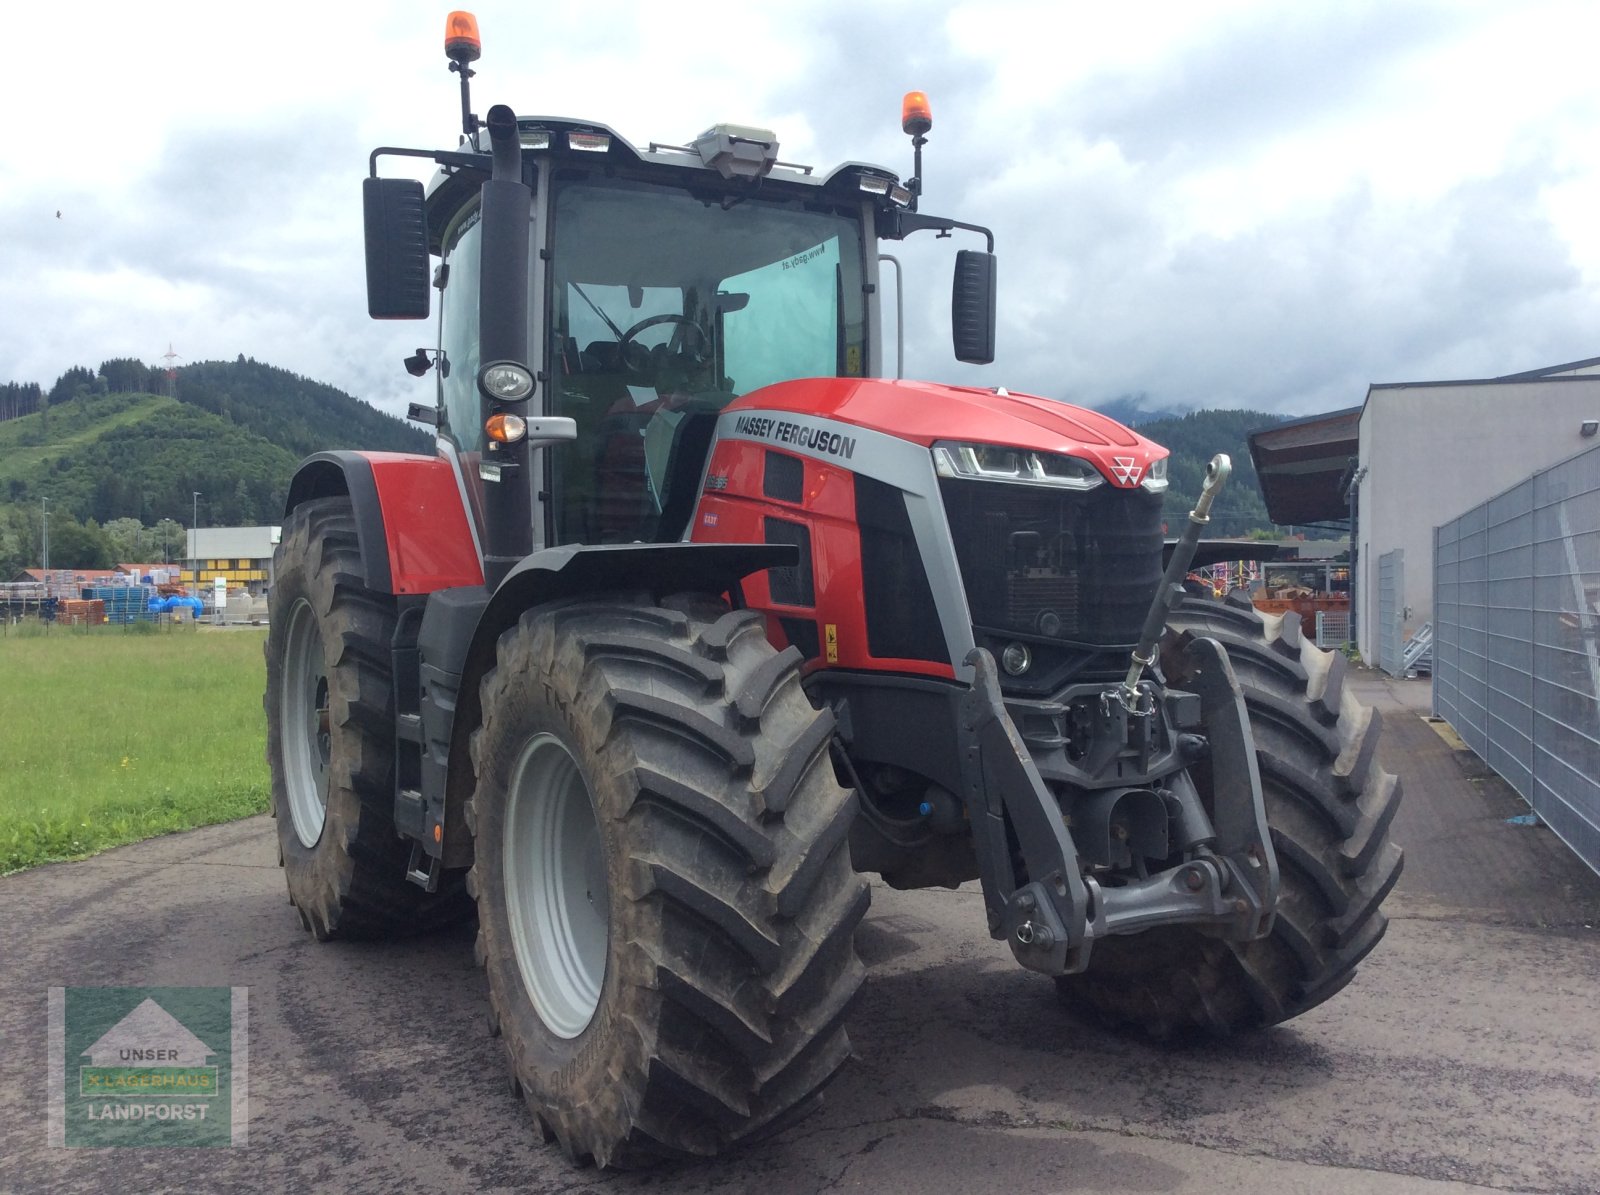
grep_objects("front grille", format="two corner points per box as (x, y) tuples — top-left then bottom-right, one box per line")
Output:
(940, 478), (1163, 648)
(1007, 574), (1080, 630)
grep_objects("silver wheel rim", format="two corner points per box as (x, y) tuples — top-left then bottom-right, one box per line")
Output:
(281, 598), (331, 848)
(503, 733), (609, 1039)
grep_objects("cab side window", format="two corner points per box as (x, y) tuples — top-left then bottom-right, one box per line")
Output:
(439, 208), (484, 458)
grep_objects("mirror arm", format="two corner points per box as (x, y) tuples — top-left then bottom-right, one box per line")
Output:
(368, 146), (491, 178)
(881, 210), (995, 253)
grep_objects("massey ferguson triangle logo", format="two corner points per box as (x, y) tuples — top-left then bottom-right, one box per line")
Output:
(1109, 457), (1143, 486)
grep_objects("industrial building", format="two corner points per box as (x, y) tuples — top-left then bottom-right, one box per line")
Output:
(1250, 355), (1600, 667)
(183, 526), (280, 596)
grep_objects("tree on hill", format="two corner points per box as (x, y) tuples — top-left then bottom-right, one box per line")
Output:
(98, 358), (153, 394)
(0, 382), (41, 422)
(49, 366), (96, 407)
(174, 356), (429, 458)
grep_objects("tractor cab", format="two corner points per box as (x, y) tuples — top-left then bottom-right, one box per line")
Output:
(366, 69), (995, 581)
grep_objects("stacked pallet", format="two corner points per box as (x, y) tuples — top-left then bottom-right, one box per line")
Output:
(58, 599), (106, 626)
(84, 585), (154, 624)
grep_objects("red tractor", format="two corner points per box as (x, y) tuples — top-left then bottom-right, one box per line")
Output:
(266, 12), (1402, 1169)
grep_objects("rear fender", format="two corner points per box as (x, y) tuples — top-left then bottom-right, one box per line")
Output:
(284, 451), (483, 594)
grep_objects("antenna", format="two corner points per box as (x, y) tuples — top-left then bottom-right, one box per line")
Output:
(161, 343), (181, 398)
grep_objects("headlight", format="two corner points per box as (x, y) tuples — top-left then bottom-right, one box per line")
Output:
(932, 441), (1104, 490)
(1142, 454), (1169, 493)
(478, 361), (535, 401)
(1001, 641), (1032, 676)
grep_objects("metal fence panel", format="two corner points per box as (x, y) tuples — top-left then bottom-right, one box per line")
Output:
(1434, 450), (1600, 878)
(1314, 609), (1350, 648)
(1378, 548), (1404, 676)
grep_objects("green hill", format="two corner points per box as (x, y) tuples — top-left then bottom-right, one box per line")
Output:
(0, 356), (433, 572)
(0, 391), (298, 524)
(174, 356), (429, 461)
(33, 356), (429, 461)
(1131, 408), (1286, 537)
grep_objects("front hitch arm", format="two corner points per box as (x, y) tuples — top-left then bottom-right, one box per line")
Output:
(958, 647), (1088, 975)
(956, 640), (1280, 977)
(1176, 634), (1280, 929)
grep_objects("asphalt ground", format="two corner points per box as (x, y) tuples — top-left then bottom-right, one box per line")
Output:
(3, 670), (1599, 1194)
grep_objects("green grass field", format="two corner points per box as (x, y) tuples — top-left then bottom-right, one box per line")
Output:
(0, 626), (270, 873)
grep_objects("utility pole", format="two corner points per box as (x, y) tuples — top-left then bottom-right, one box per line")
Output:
(192, 491), (202, 602)
(41, 497), (50, 592)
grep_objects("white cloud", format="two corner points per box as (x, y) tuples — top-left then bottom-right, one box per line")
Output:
(1, 0), (1597, 422)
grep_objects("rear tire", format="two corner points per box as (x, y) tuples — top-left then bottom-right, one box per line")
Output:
(1056, 590), (1403, 1036)
(468, 595), (867, 1168)
(265, 497), (466, 939)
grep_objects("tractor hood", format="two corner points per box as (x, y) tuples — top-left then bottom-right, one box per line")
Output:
(727, 377), (1169, 490)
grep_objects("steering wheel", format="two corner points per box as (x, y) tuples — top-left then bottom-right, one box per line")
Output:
(618, 314), (709, 377)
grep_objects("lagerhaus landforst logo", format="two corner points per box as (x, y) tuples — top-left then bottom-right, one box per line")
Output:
(48, 987), (248, 1147)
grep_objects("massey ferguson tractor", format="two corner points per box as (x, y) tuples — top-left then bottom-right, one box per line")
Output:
(266, 12), (1403, 1169)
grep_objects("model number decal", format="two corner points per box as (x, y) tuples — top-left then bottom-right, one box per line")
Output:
(733, 415), (857, 461)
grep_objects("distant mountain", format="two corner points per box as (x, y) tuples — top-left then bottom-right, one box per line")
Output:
(1135, 408), (1286, 537)
(1083, 395), (1192, 429)
(1038, 395), (1286, 535)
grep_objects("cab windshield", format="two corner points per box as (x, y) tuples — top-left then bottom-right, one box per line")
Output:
(547, 174), (868, 545)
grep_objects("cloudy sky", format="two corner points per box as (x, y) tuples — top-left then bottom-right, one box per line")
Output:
(3, 0), (1596, 421)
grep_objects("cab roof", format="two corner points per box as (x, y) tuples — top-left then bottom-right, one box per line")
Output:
(421, 114), (908, 253)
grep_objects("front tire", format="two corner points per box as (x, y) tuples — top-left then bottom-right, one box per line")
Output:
(468, 595), (868, 1168)
(1057, 591), (1404, 1036)
(265, 497), (464, 939)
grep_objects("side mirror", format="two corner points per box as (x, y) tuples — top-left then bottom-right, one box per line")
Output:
(363, 178), (430, 320)
(952, 249), (997, 364)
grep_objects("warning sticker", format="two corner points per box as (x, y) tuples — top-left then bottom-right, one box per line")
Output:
(825, 623), (839, 664)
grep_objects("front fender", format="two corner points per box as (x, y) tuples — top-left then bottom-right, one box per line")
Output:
(434, 541), (796, 867)
(284, 451), (482, 595)
(462, 540), (795, 680)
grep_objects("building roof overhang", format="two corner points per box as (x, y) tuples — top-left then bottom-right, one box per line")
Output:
(1247, 407), (1360, 526)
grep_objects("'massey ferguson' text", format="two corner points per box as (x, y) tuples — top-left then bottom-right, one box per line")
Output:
(732, 415), (856, 460)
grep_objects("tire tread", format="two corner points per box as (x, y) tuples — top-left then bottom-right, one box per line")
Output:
(1058, 589), (1403, 1036)
(469, 593), (867, 1167)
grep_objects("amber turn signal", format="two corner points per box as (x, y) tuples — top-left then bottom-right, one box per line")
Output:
(486, 413), (528, 444)
(445, 10), (481, 63)
(902, 90), (932, 136)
